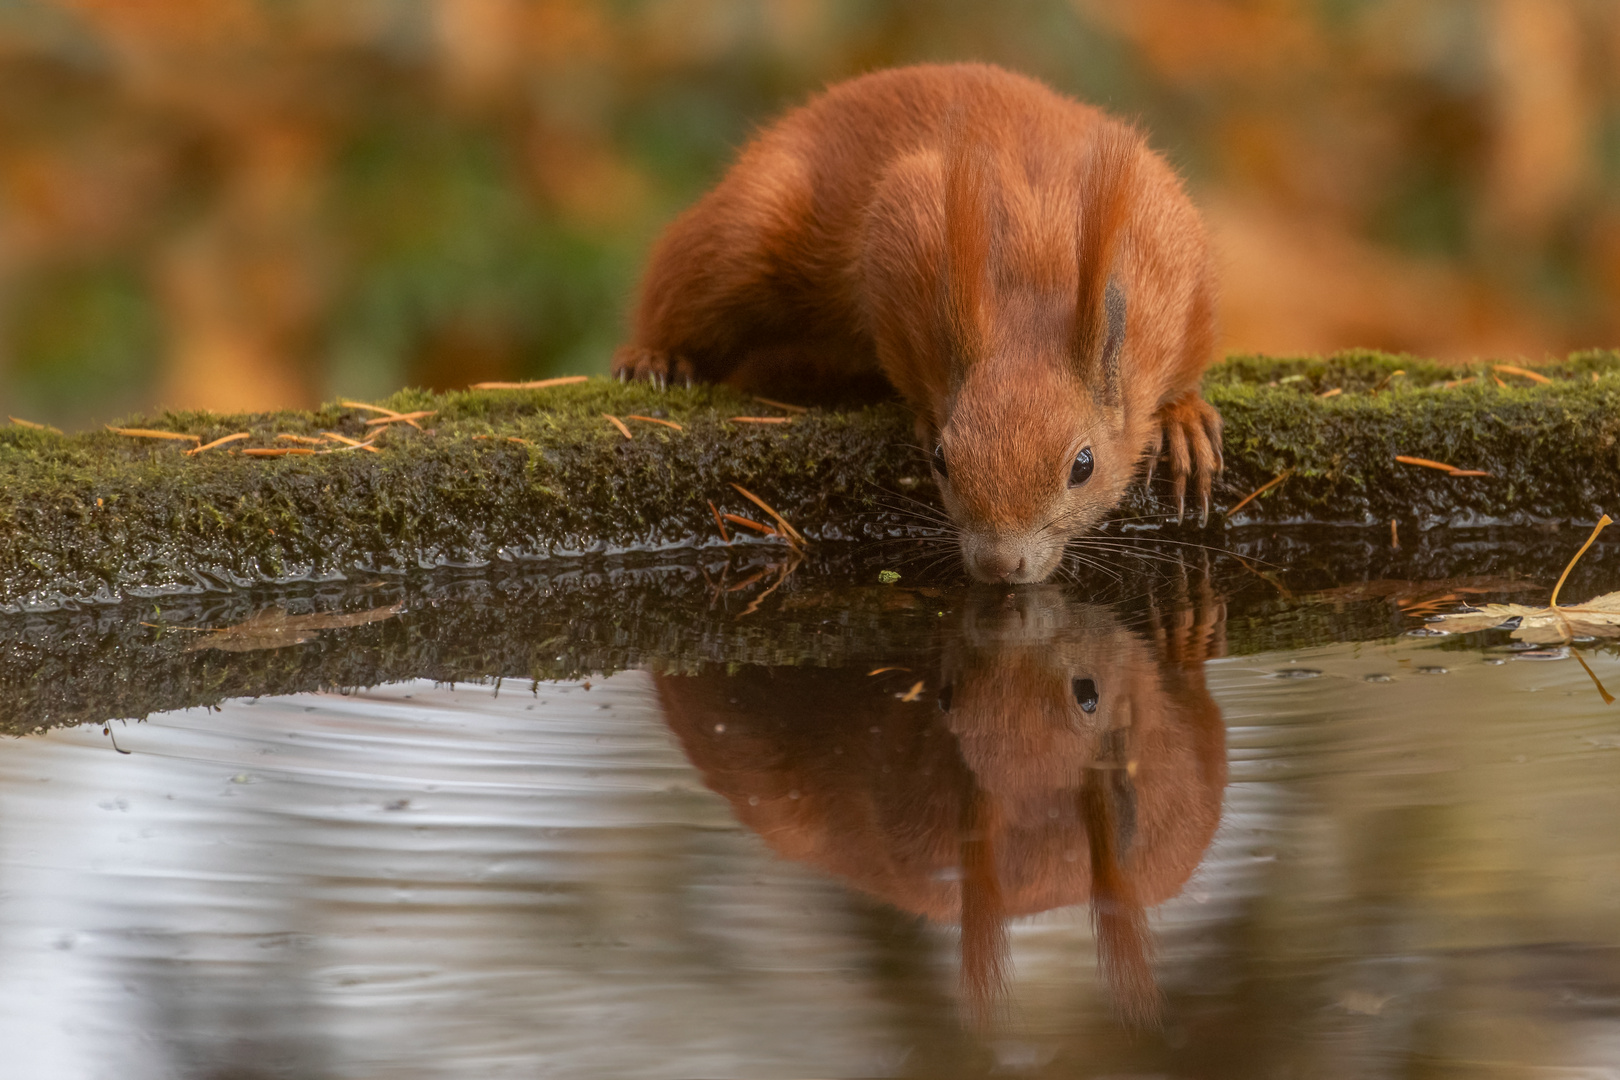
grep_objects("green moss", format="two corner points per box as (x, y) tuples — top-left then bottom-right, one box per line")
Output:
(3, 350), (1620, 609)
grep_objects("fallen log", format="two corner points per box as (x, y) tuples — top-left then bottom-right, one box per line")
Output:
(3, 349), (1618, 611)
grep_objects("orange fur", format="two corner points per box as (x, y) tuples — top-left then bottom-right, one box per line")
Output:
(615, 64), (1222, 580)
(654, 587), (1227, 1025)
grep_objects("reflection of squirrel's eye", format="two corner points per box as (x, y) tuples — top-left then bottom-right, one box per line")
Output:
(932, 444), (949, 480)
(1072, 677), (1098, 713)
(937, 683), (953, 712)
(1069, 446), (1094, 487)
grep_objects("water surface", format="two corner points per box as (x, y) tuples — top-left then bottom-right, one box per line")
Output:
(4, 537), (1620, 1077)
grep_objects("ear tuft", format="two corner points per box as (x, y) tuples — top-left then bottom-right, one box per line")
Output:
(944, 135), (993, 369)
(1101, 276), (1127, 402)
(1073, 124), (1138, 403)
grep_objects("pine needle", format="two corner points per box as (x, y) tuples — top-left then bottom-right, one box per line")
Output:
(106, 425), (200, 444)
(320, 431), (382, 453)
(471, 375), (588, 390)
(1550, 515), (1612, 610)
(1226, 469), (1292, 517)
(363, 410), (435, 427)
(625, 414), (683, 431)
(729, 416), (791, 424)
(1395, 455), (1458, 472)
(341, 400), (401, 416)
(343, 400), (424, 429)
(187, 432), (251, 455)
(1492, 363), (1552, 385)
(707, 499), (731, 544)
(729, 483), (805, 544)
(602, 414), (633, 440)
(721, 512), (778, 537)
(1395, 455), (1490, 477)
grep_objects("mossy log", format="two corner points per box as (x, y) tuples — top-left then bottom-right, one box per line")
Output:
(4, 350), (1620, 611)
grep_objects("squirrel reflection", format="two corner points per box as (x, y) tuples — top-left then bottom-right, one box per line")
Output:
(656, 585), (1226, 1025)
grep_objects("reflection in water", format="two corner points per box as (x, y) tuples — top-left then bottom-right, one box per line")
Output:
(657, 586), (1227, 1022)
(6, 570), (1620, 1076)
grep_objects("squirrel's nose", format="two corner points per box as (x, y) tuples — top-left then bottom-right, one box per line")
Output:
(974, 551), (1026, 583)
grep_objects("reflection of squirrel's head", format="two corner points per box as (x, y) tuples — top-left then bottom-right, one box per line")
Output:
(656, 587), (1226, 1024)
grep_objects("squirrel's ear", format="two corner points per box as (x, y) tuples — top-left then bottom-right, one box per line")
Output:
(1072, 124), (1136, 404)
(1097, 276), (1127, 400)
(944, 140), (992, 369)
(959, 787), (1007, 1018)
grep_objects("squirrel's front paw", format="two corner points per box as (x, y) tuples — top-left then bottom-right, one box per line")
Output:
(610, 347), (695, 389)
(1145, 394), (1223, 525)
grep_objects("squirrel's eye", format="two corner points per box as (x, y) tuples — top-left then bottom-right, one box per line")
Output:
(1072, 677), (1098, 713)
(937, 683), (954, 712)
(1068, 446), (1094, 487)
(933, 444), (949, 480)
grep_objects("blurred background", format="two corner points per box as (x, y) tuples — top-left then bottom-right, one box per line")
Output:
(2, 0), (1619, 428)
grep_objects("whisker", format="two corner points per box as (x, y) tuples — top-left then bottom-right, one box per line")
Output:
(1061, 549), (1126, 585)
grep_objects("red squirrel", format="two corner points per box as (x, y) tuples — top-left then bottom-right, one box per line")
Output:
(613, 63), (1222, 583)
(655, 585), (1228, 1025)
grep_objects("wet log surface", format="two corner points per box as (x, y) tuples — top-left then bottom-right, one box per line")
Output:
(5, 524), (1617, 733)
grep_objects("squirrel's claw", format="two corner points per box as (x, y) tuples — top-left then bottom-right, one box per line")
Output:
(1142, 426), (1164, 493)
(610, 347), (695, 389)
(1154, 394), (1223, 527)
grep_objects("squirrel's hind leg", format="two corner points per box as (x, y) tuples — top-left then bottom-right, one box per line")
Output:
(614, 139), (827, 391)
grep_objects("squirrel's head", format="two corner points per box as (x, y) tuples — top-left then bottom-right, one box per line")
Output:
(925, 123), (1146, 584)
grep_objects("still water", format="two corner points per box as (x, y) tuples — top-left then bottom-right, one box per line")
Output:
(4, 551), (1620, 1078)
